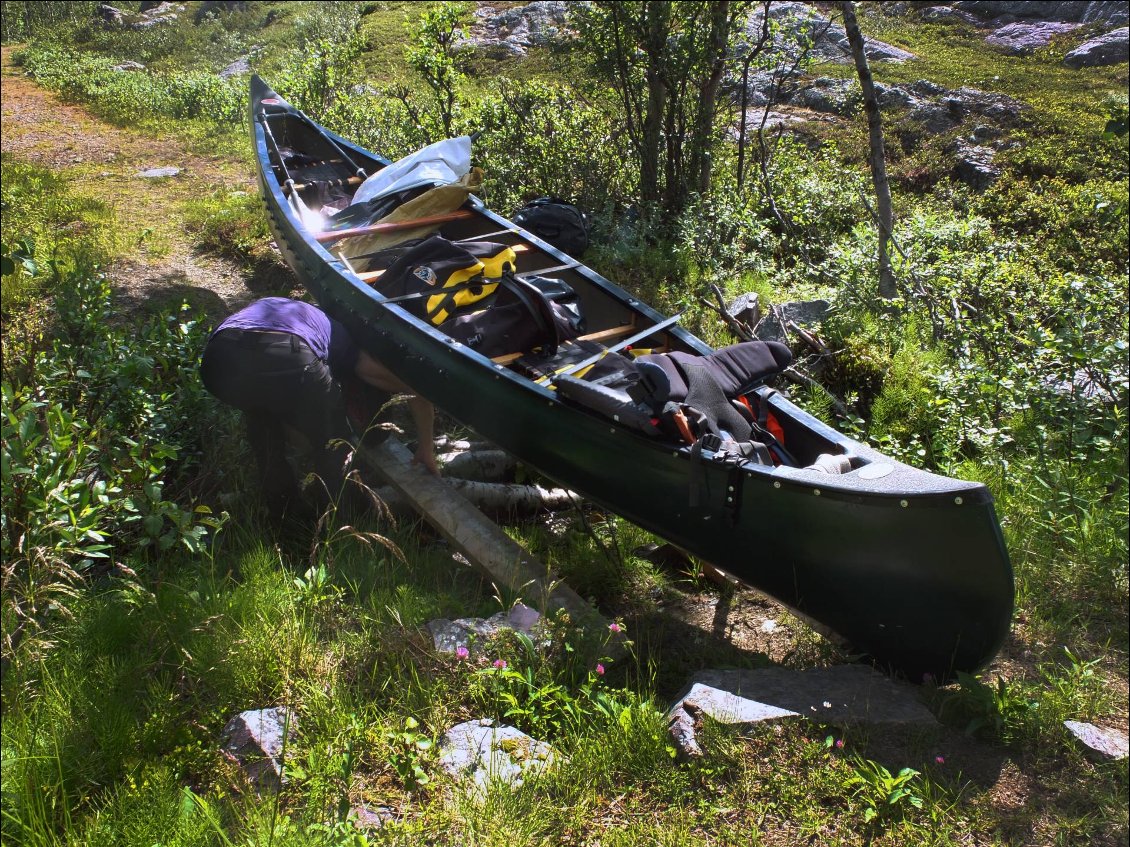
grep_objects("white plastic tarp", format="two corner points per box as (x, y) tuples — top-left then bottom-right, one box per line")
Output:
(350, 136), (472, 206)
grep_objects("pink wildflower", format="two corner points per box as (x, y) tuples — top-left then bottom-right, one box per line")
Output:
(608, 622), (623, 634)
(595, 663), (605, 675)
(492, 658), (507, 669)
(835, 738), (845, 749)
(455, 646), (469, 660)
(935, 755), (945, 765)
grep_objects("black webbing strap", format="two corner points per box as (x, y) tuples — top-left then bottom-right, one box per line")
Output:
(752, 389), (797, 466)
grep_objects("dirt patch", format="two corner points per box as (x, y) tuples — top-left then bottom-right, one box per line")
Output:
(1, 45), (285, 321)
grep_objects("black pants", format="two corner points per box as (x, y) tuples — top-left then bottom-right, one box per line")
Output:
(201, 329), (352, 520)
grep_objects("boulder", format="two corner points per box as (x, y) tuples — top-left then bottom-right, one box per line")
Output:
(220, 707), (297, 792)
(112, 60), (146, 72)
(438, 719), (556, 796)
(986, 21), (1083, 54)
(1064, 27), (1130, 67)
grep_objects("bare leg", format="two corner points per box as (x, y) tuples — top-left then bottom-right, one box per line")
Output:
(354, 351), (439, 474)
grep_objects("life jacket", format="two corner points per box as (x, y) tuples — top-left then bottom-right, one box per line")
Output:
(377, 235), (517, 326)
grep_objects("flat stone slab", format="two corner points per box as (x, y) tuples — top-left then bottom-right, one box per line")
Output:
(438, 719), (556, 797)
(668, 666), (936, 757)
(428, 601), (541, 654)
(138, 166), (181, 178)
(1064, 721), (1129, 760)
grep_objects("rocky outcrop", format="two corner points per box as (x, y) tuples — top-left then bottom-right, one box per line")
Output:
(1063, 26), (1130, 67)
(465, 2), (573, 57)
(743, 3), (915, 65)
(954, 1), (1129, 26)
(985, 21), (1083, 54)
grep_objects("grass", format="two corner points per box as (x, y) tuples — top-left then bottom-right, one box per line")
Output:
(2, 4), (1128, 846)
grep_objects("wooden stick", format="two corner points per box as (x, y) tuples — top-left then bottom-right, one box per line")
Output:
(315, 210), (476, 243)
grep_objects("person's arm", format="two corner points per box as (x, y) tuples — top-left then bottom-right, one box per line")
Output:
(354, 350), (439, 475)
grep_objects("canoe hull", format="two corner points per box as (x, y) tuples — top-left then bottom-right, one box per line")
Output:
(250, 78), (1012, 681)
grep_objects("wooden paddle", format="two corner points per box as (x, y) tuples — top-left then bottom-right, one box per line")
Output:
(314, 209), (476, 243)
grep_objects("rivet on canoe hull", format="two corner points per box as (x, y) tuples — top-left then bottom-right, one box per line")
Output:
(773, 481), (781, 488)
(813, 489), (821, 496)
(900, 499), (909, 507)
(954, 496), (963, 505)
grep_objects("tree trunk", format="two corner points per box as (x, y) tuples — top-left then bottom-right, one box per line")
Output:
(840, 1), (897, 300)
(640, 1), (671, 211)
(693, 1), (731, 196)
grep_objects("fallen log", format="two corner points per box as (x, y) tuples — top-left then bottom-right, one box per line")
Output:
(370, 479), (582, 517)
(438, 449), (515, 482)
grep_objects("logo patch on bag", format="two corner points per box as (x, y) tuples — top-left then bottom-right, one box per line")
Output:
(413, 265), (438, 286)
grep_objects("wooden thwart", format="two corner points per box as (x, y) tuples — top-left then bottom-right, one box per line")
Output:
(357, 438), (602, 625)
(355, 243), (533, 284)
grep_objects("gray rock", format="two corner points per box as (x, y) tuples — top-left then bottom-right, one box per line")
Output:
(219, 56), (251, 79)
(791, 77), (860, 116)
(138, 166), (181, 178)
(439, 719), (556, 795)
(952, 141), (1001, 189)
(956, 1), (1129, 26)
(1064, 721), (1129, 759)
(667, 666), (937, 758)
(986, 21), (1083, 54)
(755, 299), (831, 343)
(112, 60), (146, 72)
(1064, 26), (1130, 67)
(428, 602), (542, 654)
(220, 707), (297, 792)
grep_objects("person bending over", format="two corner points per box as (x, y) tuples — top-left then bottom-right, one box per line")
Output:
(201, 297), (438, 521)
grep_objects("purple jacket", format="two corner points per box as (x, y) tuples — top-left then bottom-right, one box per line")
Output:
(216, 297), (358, 373)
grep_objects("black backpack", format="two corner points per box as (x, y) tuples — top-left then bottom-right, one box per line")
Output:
(513, 197), (590, 257)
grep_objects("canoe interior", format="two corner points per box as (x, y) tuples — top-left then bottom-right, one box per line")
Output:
(251, 77), (1014, 681)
